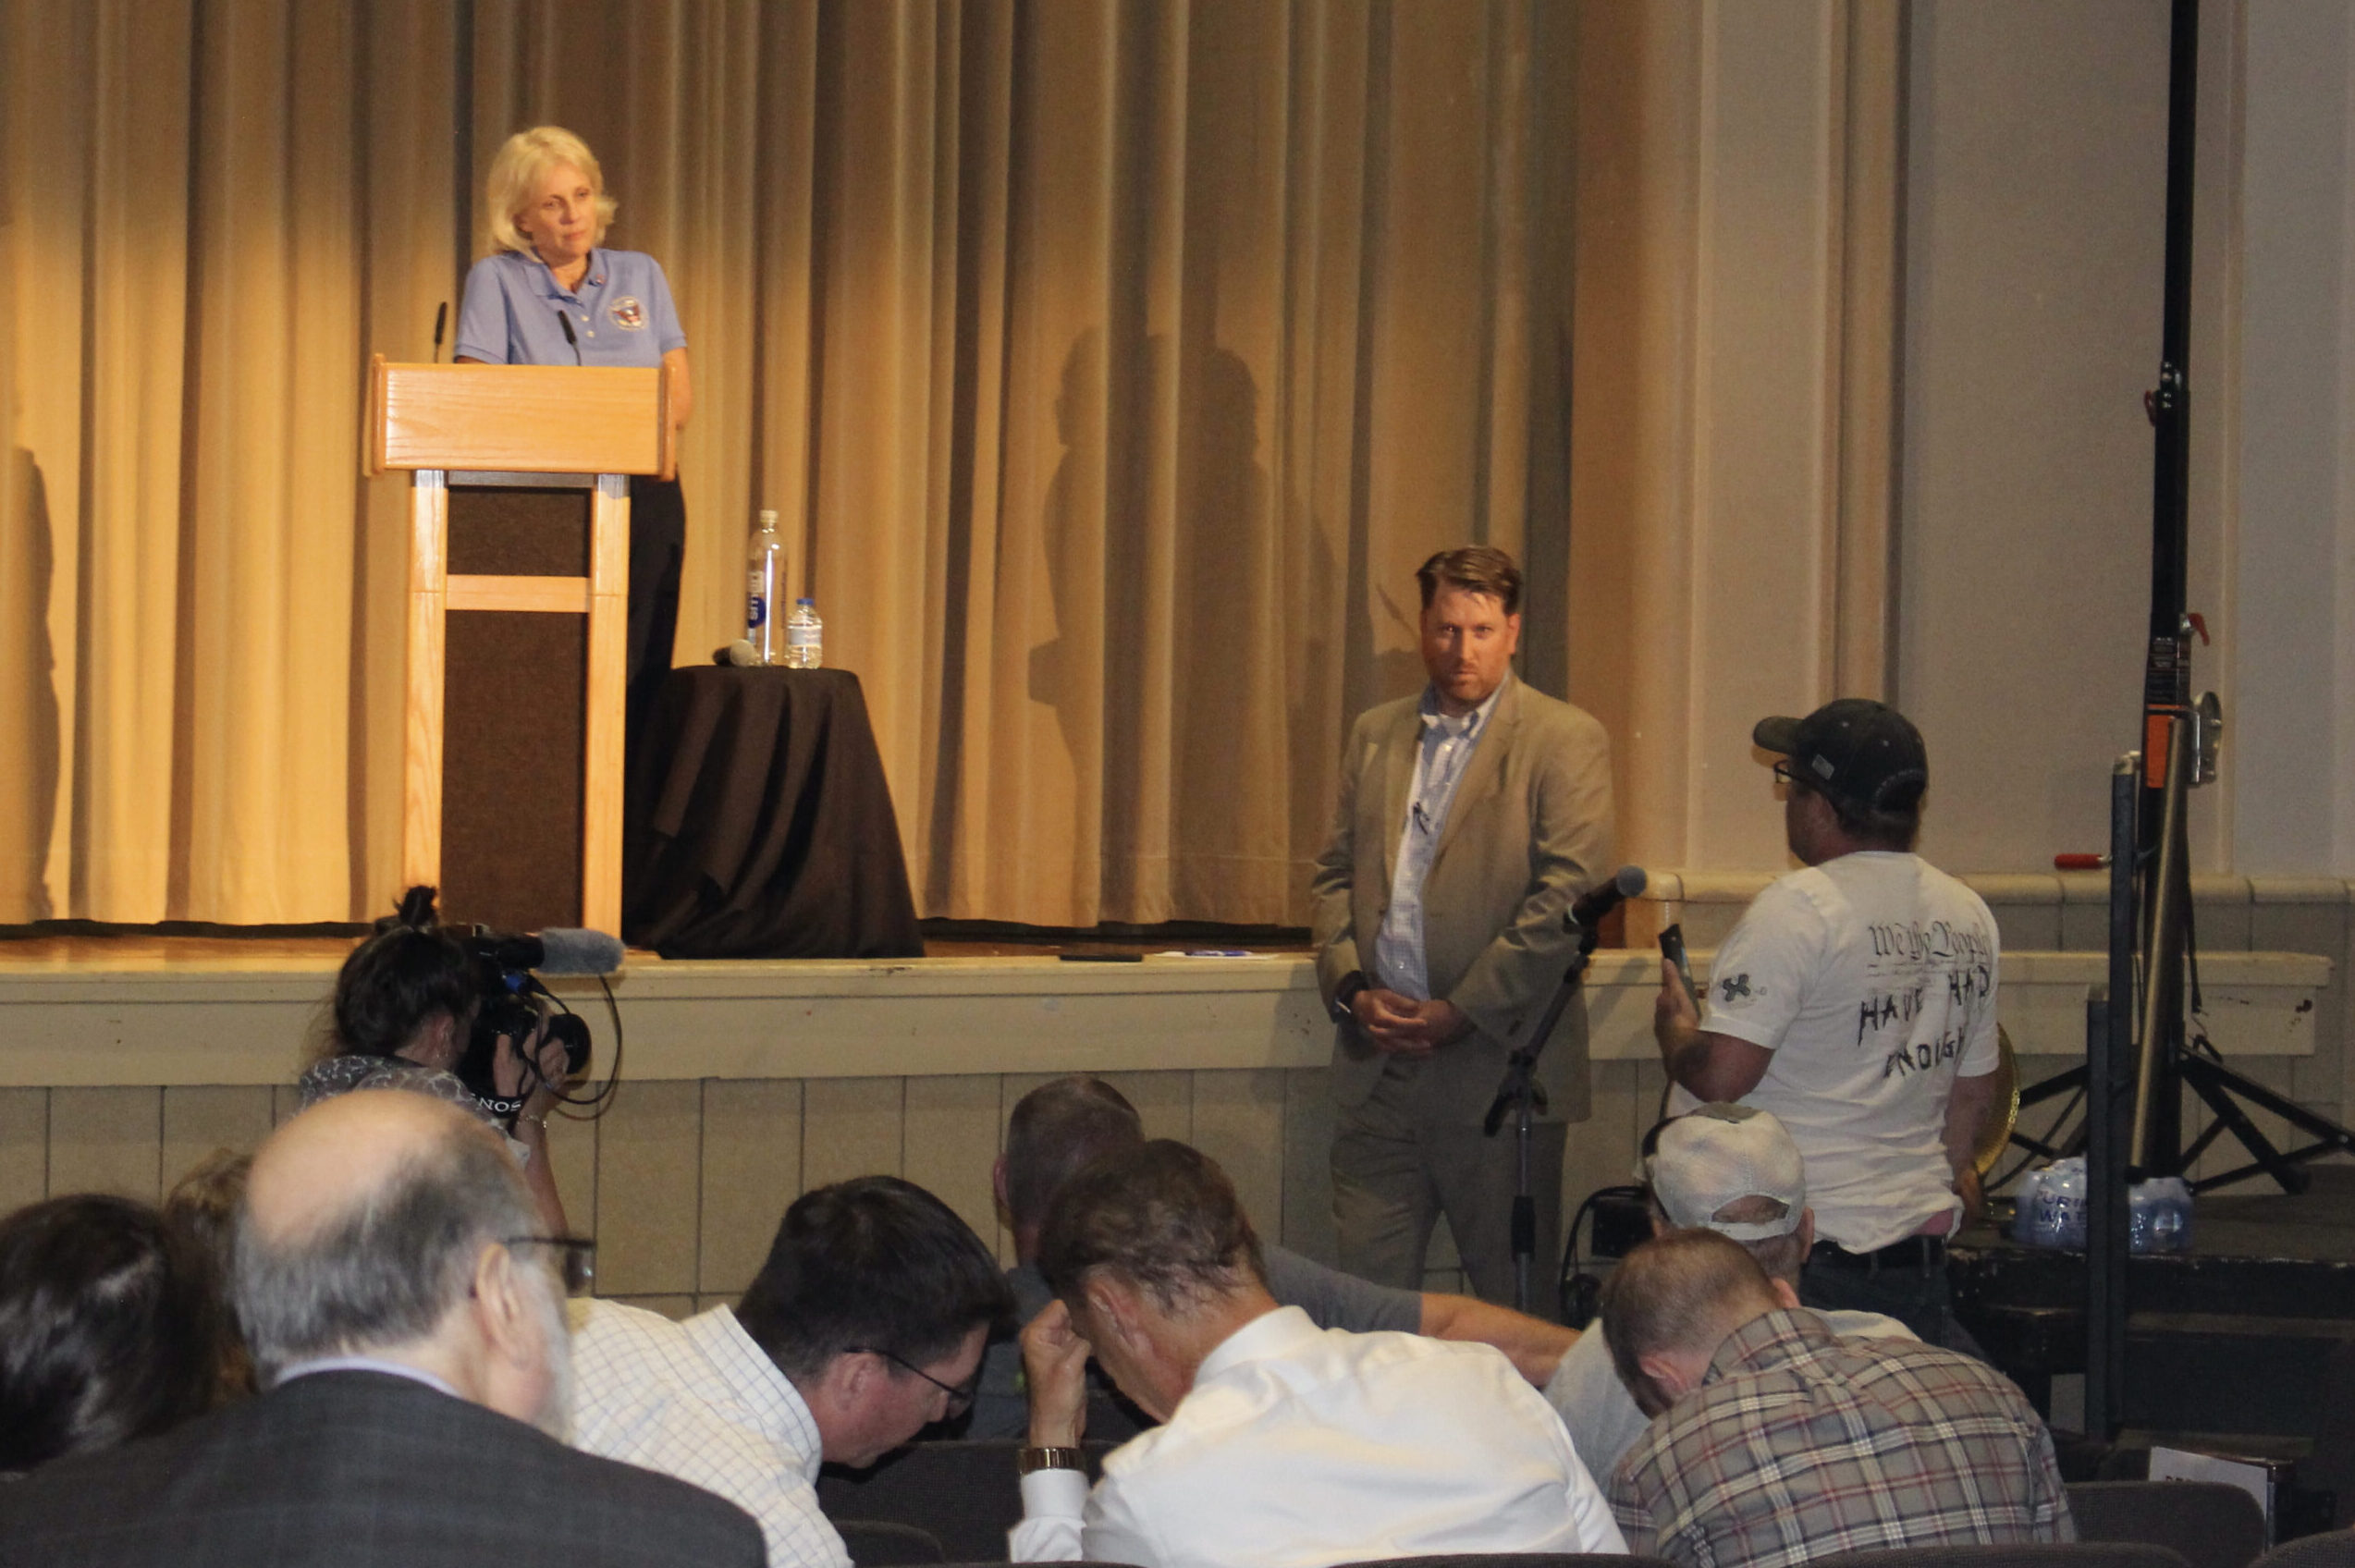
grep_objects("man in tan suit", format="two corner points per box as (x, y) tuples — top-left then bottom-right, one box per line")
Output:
(1311, 546), (1614, 1305)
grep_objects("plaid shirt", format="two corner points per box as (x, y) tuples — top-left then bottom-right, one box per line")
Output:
(568, 1299), (852, 1568)
(1610, 1308), (2073, 1568)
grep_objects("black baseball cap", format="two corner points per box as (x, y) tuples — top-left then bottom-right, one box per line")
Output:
(1753, 698), (1927, 816)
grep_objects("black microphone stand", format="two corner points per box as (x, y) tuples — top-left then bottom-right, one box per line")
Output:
(1484, 905), (1606, 1315)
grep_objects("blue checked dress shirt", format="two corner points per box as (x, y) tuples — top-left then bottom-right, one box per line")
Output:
(1370, 682), (1504, 1001)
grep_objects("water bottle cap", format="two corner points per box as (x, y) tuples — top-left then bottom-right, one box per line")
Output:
(757, 509), (779, 526)
(796, 596), (815, 606)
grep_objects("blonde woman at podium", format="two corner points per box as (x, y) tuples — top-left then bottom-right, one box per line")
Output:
(455, 125), (694, 764)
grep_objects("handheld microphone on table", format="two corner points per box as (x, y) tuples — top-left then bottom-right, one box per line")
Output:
(1564, 865), (1648, 943)
(431, 301), (448, 362)
(715, 640), (762, 667)
(556, 309), (582, 364)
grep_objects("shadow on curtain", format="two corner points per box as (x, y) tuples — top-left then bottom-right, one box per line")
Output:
(0, 0), (1577, 928)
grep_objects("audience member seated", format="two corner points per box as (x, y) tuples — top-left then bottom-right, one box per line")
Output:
(971, 1074), (1577, 1439)
(0, 1194), (223, 1474)
(1548, 1102), (1914, 1484)
(1010, 1138), (1625, 1568)
(163, 1147), (258, 1401)
(568, 1175), (1015, 1568)
(304, 884), (572, 1229)
(1602, 1228), (2071, 1567)
(0, 1093), (764, 1566)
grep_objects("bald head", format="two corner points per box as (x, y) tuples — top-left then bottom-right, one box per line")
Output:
(1599, 1230), (1783, 1417)
(235, 1091), (540, 1381)
(247, 1091), (489, 1250)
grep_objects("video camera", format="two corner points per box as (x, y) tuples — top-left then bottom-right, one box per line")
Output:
(448, 925), (624, 1119)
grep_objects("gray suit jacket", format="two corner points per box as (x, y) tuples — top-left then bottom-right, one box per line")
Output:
(1310, 673), (1615, 1125)
(0, 1370), (765, 1568)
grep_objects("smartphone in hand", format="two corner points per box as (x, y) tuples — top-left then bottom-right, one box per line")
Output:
(1659, 923), (1699, 1009)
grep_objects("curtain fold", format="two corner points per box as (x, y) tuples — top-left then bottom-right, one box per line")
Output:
(0, 0), (1576, 930)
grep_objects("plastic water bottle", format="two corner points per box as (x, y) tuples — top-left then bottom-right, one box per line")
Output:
(785, 597), (823, 669)
(745, 510), (783, 665)
(2129, 1175), (2194, 1254)
(2011, 1166), (2048, 1243)
(2023, 1156), (2087, 1249)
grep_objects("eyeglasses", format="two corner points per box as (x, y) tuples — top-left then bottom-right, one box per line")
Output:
(1771, 760), (1807, 792)
(504, 1235), (598, 1296)
(846, 1344), (981, 1416)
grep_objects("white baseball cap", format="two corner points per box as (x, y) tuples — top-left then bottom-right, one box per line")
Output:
(1646, 1103), (1808, 1241)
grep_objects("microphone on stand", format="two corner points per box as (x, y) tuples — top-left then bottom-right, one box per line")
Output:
(431, 301), (448, 362)
(1565, 865), (1649, 937)
(556, 309), (583, 365)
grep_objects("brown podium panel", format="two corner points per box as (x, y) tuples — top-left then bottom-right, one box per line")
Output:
(446, 483), (592, 576)
(439, 607), (587, 933)
(432, 483), (597, 933)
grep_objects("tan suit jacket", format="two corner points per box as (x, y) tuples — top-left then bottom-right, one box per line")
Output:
(1311, 674), (1615, 1126)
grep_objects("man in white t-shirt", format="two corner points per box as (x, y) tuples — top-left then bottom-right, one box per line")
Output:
(1650, 699), (2002, 1348)
(1545, 1102), (1914, 1486)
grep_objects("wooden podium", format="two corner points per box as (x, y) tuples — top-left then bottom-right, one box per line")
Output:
(364, 355), (673, 935)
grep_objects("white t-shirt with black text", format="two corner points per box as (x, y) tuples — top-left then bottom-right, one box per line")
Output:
(1689, 851), (2000, 1253)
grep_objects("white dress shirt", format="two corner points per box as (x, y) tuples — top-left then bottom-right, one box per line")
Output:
(1012, 1305), (1625, 1568)
(568, 1298), (850, 1568)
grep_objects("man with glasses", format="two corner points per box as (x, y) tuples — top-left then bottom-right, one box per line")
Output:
(1650, 699), (2002, 1349)
(0, 1092), (764, 1567)
(568, 1175), (1013, 1568)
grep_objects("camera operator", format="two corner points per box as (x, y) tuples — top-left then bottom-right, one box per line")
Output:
(301, 888), (573, 1231)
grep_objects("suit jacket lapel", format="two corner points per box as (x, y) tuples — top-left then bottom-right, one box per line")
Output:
(1430, 674), (1519, 869)
(1380, 702), (1421, 888)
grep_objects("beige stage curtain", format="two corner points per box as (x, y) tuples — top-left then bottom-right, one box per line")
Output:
(0, 0), (1574, 929)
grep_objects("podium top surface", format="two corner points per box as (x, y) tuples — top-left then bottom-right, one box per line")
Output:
(365, 357), (673, 478)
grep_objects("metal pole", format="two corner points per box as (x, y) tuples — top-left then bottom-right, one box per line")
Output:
(1514, 1106), (1534, 1313)
(2131, 716), (2192, 1173)
(2086, 753), (2140, 1440)
(2140, 0), (2199, 853)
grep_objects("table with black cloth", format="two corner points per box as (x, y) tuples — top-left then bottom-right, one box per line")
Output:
(623, 667), (923, 959)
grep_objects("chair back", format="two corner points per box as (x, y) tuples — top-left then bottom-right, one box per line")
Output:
(1812, 1544), (2194, 1568)
(1332, 1556), (1680, 1568)
(2251, 1532), (2355, 1568)
(2068, 1481), (2269, 1568)
(818, 1439), (1111, 1564)
(836, 1521), (946, 1566)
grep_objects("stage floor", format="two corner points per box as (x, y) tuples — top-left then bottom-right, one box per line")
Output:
(0, 932), (1318, 970)
(1964, 1161), (2355, 1265)
(2173, 1160), (2355, 1263)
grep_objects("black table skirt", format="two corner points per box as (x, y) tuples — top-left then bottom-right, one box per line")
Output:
(623, 667), (924, 959)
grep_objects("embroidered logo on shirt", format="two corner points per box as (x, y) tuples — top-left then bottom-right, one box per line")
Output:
(609, 295), (647, 330)
(1719, 973), (1753, 1003)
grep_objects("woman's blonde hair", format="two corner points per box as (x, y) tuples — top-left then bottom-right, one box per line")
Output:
(484, 126), (617, 257)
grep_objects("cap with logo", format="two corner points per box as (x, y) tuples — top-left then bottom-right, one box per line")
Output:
(1646, 1103), (1808, 1241)
(1753, 698), (1927, 818)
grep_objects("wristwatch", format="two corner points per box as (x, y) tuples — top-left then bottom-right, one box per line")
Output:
(1330, 971), (1369, 1023)
(1018, 1446), (1086, 1476)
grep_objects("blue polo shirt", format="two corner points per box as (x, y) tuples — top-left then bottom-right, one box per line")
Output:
(454, 247), (687, 368)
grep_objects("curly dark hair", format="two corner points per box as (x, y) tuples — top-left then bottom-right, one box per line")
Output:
(324, 886), (478, 1061)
